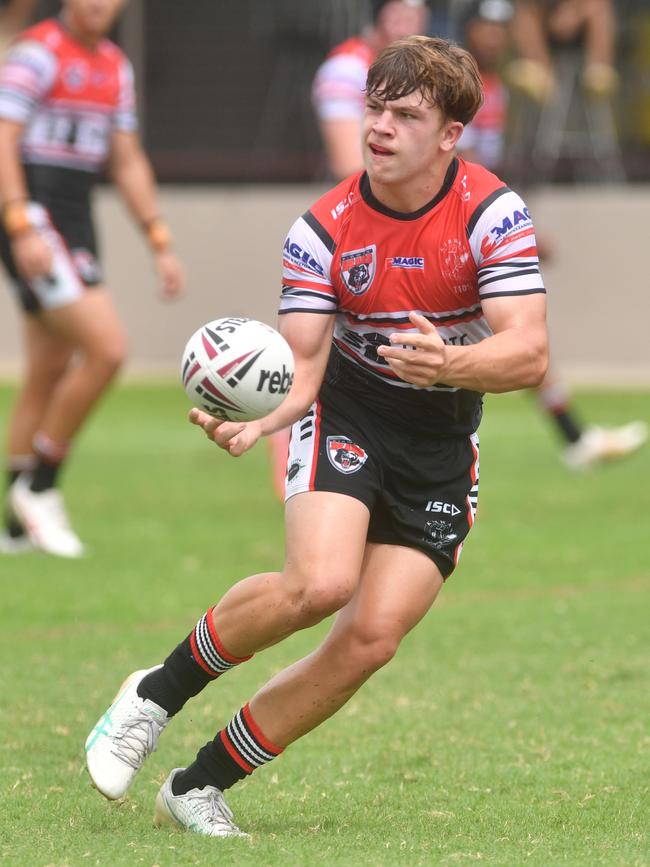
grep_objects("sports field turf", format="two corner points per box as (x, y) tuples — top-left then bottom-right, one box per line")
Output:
(0, 383), (648, 866)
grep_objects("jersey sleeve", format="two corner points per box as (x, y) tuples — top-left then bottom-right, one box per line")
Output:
(468, 188), (546, 300)
(279, 211), (338, 315)
(113, 57), (137, 132)
(0, 39), (57, 124)
(311, 53), (367, 121)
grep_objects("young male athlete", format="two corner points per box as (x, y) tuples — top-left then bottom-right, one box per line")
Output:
(308, 0), (646, 475)
(0, 0), (184, 557)
(85, 35), (548, 837)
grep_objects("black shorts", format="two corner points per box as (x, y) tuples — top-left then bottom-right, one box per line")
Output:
(285, 385), (480, 579)
(0, 202), (102, 314)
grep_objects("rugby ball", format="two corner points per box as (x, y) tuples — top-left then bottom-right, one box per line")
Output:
(181, 317), (294, 422)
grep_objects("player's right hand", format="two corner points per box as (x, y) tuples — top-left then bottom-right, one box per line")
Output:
(11, 231), (54, 282)
(188, 408), (262, 457)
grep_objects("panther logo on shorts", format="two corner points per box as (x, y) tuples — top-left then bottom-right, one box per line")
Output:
(423, 519), (458, 550)
(326, 436), (368, 474)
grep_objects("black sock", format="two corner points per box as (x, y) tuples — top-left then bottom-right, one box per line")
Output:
(137, 635), (216, 716)
(30, 460), (61, 493)
(171, 704), (283, 795)
(551, 409), (583, 445)
(137, 607), (252, 716)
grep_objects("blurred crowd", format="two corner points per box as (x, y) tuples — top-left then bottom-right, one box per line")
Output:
(2, 0), (649, 184)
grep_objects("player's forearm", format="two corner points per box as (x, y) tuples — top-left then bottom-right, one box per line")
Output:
(441, 325), (548, 393)
(258, 377), (319, 438)
(112, 149), (174, 254)
(0, 123), (28, 204)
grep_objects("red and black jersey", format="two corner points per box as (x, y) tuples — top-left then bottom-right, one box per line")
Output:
(0, 17), (136, 225)
(280, 157), (545, 436)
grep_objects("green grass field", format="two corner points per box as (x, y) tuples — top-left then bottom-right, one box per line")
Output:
(0, 383), (648, 867)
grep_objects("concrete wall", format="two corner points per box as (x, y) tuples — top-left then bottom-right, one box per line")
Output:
(0, 184), (649, 384)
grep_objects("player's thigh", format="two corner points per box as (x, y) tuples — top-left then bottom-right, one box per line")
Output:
(331, 541), (444, 652)
(22, 314), (75, 381)
(283, 490), (371, 602)
(40, 287), (127, 360)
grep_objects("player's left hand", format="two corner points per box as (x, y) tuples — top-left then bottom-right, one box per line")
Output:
(377, 312), (448, 387)
(154, 250), (185, 299)
(188, 408), (262, 457)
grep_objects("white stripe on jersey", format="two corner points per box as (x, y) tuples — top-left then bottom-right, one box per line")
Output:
(280, 215), (336, 313)
(0, 40), (57, 124)
(468, 189), (544, 299)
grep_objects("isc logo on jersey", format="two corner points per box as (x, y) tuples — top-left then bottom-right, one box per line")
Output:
(283, 239), (324, 277)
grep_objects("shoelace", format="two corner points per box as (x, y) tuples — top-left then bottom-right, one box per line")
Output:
(192, 789), (240, 833)
(111, 712), (161, 769)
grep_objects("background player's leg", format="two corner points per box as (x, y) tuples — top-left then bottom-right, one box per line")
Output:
(35, 288), (127, 443)
(10, 289), (127, 556)
(2, 316), (73, 549)
(534, 366), (647, 469)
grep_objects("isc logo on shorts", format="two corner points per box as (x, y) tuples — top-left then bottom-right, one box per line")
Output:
(326, 436), (368, 474)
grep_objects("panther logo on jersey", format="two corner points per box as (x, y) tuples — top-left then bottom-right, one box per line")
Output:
(326, 436), (368, 474)
(340, 245), (376, 296)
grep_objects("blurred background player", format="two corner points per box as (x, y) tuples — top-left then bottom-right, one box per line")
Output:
(455, 0), (647, 468)
(0, 0), (185, 557)
(0, 0), (37, 49)
(266, 0), (431, 500)
(311, 0), (430, 179)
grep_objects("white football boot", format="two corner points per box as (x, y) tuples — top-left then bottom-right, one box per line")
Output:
(85, 666), (169, 800)
(154, 768), (249, 838)
(0, 487), (35, 554)
(563, 421), (648, 470)
(9, 476), (84, 558)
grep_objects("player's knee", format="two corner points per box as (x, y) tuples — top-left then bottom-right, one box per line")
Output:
(284, 572), (356, 626)
(345, 625), (400, 676)
(88, 335), (128, 378)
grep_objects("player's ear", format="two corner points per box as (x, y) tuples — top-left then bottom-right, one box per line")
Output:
(441, 120), (464, 152)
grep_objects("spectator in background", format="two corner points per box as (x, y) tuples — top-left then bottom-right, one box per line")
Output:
(0, 0), (37, 47)
(507, 0), (619, 102)
(312, 0), (430, 180)
(457, 0), (647, 468)
(0, 0), (185, 557)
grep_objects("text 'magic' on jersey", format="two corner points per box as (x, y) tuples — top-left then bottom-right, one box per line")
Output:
(279, 158), (545, 437)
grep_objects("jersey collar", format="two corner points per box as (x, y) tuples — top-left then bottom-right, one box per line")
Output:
(359, 157), (459, 221)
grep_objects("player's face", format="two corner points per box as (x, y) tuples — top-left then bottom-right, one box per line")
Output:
(363, 90), (463, 204)
(64, 0), (126, 40)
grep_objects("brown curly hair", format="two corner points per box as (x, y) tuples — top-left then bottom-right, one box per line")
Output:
(366, 35), (484, 125)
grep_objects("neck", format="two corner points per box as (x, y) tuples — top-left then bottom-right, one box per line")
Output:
(369, 155), (456, 214)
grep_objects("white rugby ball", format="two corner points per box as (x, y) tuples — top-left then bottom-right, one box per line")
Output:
(181, 317), (294, 422)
